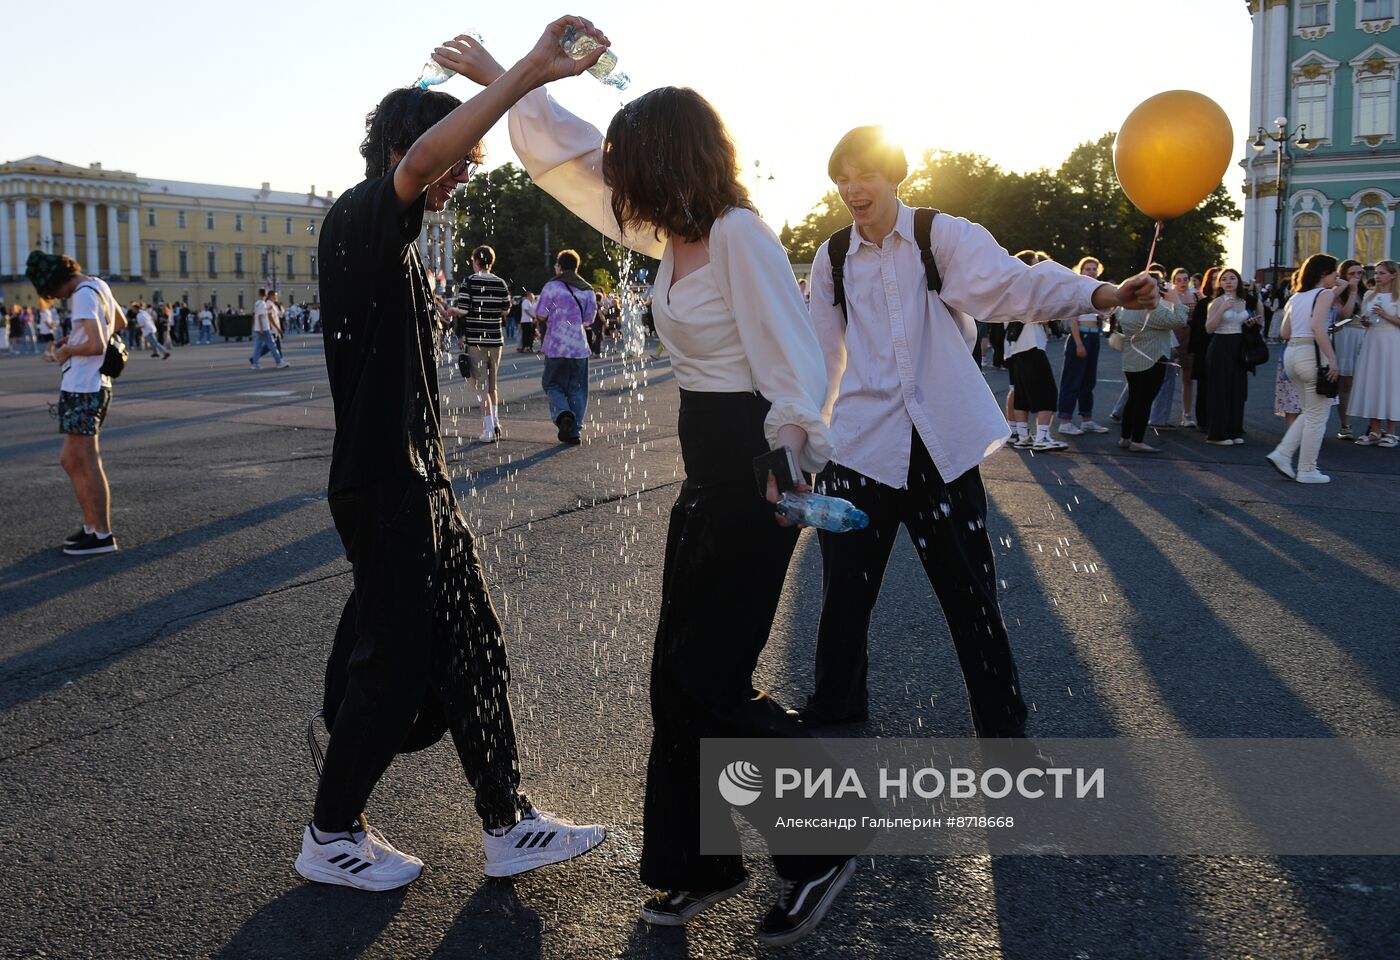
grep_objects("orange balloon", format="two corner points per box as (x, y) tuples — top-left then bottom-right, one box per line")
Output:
(1114, 90), (1234, 221)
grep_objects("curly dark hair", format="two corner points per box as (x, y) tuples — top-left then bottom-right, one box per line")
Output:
(360, 87), (482, 179)
(602, 86), (754, 243)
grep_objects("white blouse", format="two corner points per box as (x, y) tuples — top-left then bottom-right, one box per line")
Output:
(509, 88), (832, 473)
(1214, 302), (1250, 335)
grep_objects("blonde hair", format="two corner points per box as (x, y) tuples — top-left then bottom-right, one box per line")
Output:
(1074, 256), (1102, 275)
(1374, 260), (1399, 292)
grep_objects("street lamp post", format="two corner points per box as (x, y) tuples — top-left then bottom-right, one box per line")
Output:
(1251, 116), (1316, 287)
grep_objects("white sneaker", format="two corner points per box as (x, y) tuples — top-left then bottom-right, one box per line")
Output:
(1080, 420), (1110, 434)
(478, 428), (497, 443)
(482, 808), (606, 878)
(1056, 422), (1084, 436)
(1032, 437), (1069, 451)
(295, 821), (423, 892)
(1295, 470), (1331, 484)
(1265, 450), (1296, 480)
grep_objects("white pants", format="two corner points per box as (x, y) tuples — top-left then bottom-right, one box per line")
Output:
(1275, 341), (1332, 474)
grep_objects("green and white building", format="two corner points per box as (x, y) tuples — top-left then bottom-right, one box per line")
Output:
(1242, 0), (1400, 281)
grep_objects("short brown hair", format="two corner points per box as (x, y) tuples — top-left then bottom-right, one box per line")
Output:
(556, 249), (580, 273)
(602, 86), (755, 243)
(361, 87), (480, 179)
(472, 245), (495, 270)
(827, 126), (908, 185)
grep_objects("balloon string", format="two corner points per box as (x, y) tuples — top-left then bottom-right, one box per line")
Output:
(1145, 220), (1163, 273)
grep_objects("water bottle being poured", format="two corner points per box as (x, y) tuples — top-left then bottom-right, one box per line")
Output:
(775, 492), (869, 533)
(559, 24), (630, 90)
(414, 30), (483, 89)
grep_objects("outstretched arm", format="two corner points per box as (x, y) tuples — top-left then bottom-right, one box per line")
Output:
(391, 17), (609, 211)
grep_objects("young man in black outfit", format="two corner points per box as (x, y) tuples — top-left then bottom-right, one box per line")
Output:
(297, 18), (610, 892)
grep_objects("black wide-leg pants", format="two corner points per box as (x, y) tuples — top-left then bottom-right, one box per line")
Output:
(807, 430), (1028, 738)
(639, 390), (847, 892)
(314, 478), (528, 833)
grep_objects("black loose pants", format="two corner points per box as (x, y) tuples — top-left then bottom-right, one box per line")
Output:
(640, 390), (847, 892)
(313, 479), (528, 832)
(807, 430), (1028, 738)
(1122, 363), (1167, 444)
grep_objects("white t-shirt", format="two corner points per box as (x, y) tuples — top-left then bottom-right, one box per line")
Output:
(37, 307), (56, 335)
(198, 309), (213, 325)
(1004, 318), (1050, 359)
(63, 279), (115, 394)
(253, 298), (270, 332)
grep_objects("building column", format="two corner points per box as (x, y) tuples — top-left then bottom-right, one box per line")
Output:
(129, 208), (143, 278)
(15, 198), (30, 268)
(62, 201), (77, 259)
(1264, 0), (1289, 132)
(85, 203), (100, 273)
(107, 204), (121, 276)
(39, 200), (53, 254)
(0, 201), (10, 278)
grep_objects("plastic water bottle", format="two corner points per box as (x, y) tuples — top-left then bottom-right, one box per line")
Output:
(414, 30), (482, 89)
(560, 25), (630, 90)
(775, 492), (869, 533)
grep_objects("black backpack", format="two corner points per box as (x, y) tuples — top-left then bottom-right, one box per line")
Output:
(827, 207), (943, 325)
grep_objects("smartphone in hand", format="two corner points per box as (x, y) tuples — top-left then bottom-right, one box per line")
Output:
(752, 446), (799, 498)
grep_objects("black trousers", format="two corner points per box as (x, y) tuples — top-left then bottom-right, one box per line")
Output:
(1122, 364), (1167, 444)
(1205, 334), (1247, 441)
(313, 479), (527, 832)
(989, 323), (1007, 368)
(808, 430), (1028, 738)
(640, 390), (846, 892)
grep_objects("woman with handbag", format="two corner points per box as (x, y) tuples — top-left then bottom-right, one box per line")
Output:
(1203, 268), (1258, 445)
(1348, 260), (1400, 448)
(1267, 254), (1339, 483)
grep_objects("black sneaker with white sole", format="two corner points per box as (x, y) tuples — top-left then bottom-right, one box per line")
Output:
(757, 858), (856, 946)
(556, 410), (577, 443)
(63, 532), (118, 556)
(641, 878), (748, 926)
(63, 527), (86, 547)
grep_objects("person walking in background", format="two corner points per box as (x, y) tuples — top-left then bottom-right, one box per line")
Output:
(249, 288), (288, 370)
(518, 289), (538, 352)
(1331, 259), (1368, 440)
(25, 251), (126, 555)
(1186, 266), (1219, 431)
(1116, 273), (1187, 453)
(450, 244), (512, 442)
(1349, 260), (1400, 448)
(1054, 256), (1110, 437)
(36, 300), (59, 352)
(533, 249), (595, 445)
(1005, 251), (1069, 452)
(1203, 268), (1257, 446)
(197, 304), (214, 344)
(1268, 254), (1339, 482)
(137, 303), (170, 359)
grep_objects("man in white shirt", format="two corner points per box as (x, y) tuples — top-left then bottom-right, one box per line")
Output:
(137, 303), (170, 359)
(197, 304), (214, 344)
(801, 127), (1155, 732)
(250, 287), (289, 369)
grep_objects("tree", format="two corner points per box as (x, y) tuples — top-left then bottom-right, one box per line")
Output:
(447, 163), (657, 294)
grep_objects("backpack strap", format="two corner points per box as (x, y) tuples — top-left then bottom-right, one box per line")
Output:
(825, 225), (853, 324)
(912, 207), (943, 293)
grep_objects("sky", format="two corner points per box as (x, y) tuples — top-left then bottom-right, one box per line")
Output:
(3, 0), (1255, 268)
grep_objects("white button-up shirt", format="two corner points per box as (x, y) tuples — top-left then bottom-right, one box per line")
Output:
(810, 202), (1107, 487)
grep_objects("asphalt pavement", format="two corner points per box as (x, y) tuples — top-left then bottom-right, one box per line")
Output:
(1, 331), (1397, 959)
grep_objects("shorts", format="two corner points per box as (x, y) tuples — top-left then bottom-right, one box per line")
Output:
(37, 333), (55, 344)
(59, 388), (111, 436)
(467, 343), (502, 381)
(1008, 349), (1058, 412)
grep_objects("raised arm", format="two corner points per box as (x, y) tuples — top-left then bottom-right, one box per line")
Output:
(392, 18), (609, 212)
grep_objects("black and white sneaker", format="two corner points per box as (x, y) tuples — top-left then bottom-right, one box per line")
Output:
(556, 410), (577, 443)
(756, 858), (856, 947)
(481, 807), (606, 877)
(295, 820), (423, 892)
(63, 527), (87, 547)
(63, 532), (119, 556)
(641, 878), (748, 926)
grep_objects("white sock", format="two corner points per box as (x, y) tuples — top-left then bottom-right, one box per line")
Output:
(83, 524), (94, 535)
(1014, 422), (1029, 440)
(484, 414), (495, 433)
(95, 531), (111, 539)
(1036, 424), (1051, 443)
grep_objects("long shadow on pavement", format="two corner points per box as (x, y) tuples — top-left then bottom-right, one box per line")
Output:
(214, 884), (405, 960)
(428, 880), (542, 958)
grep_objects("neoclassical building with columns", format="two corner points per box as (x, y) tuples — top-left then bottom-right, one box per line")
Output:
(1241, 0), (1400, 282)
(0, 156), (458, 311)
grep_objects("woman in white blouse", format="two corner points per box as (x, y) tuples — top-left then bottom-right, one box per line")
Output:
(1203, 268), (1260, 445)
(1267, 254), (1339, 483)
(435, 30), (852, 944)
